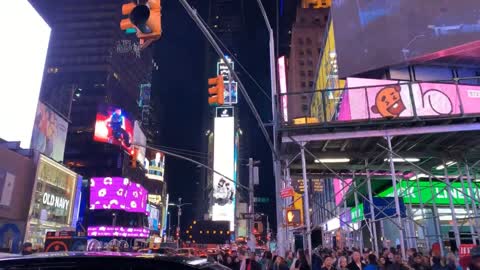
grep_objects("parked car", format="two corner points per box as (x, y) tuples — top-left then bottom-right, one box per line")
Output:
(0, 252), (230, 270)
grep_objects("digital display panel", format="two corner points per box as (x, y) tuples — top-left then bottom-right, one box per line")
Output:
(212, 108), (236, 231)
(336, 77), (480, 121)
(94, 105), (134, 152)
(31, 102), (68, 162)
(0, 2), (50, 148)
(332, 0), (480, 77)
(89, 177), (147, 213)
(87, 226), (149, 238)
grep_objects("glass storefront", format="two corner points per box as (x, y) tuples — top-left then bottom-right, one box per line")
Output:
(24, 155), (78, 248)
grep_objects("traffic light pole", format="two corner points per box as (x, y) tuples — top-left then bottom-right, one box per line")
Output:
(300, 145), (312, 263)
(248, 158), (255, 249)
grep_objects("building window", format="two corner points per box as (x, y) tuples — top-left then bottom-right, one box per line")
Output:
(308, 70), (313, 76)
(300, 70), (306, 77)
(306, 38), (312, 45)
(302, 104), (309, 112)
(307, 60), (313, 66)
(301, 95), (308, 101)
(306, 49), (312, 56)
(301, 82), (307, 88)
(299, 60), (305, 66)
(297, 38), (304, 45)
(309, 81), (314, 87)
(299, 50), (305, 57)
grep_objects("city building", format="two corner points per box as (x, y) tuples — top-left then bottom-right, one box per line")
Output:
(287, 6), (329, 121)
(0, 141), (37, 253)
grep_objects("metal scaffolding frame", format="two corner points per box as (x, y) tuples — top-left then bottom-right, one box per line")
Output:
(280, 123), (480, 256)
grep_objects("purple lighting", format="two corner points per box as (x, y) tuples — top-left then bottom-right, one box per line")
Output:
(87, 226), (149, 238)
(90, 177), (148, 213)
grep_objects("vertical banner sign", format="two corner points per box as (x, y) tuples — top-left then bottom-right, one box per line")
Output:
(217, 56), (238, 105)
(212, 107), (236, 230)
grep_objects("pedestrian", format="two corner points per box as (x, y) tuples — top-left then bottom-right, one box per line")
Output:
(274, 256), (290, 270)
(234, 249), (261, 270)
(446, 253), (461, 270)
(337, 256), (348, 270)
(293, 249), (311, 270)
(470, 246), (480, 270)
(21, 242), (33, 255)
(262, 251), (274, 270)
(387, 254), (410, 270)
(378, 257), (387, 270)
(348, 252), (366, 270)
(321, 256), (335, 270)
(365, 254), (379, 270)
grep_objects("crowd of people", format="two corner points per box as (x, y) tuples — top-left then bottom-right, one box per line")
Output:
(210, 246), (480, 270)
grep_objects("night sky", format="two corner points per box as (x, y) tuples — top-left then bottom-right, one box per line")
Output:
(151, 0), (294, 232)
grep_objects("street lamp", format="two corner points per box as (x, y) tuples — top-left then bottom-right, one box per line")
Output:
(168, 197), (192, 248)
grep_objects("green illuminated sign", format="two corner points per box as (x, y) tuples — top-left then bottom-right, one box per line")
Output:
(350, 181), (479, 222)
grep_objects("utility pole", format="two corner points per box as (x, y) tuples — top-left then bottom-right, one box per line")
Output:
(249, 158), (254, 240)
(168, 198), (191, 249)
(167, 211), (171, 240)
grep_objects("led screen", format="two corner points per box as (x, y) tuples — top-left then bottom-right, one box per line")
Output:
(0, 2), (50, 148)
(87, 226), (149, 238)
(94, 105), (134, 152)
(212, 108), (236, 231)
(336, 77), (480, 121)
(147, 204), (160, 230)
(31, 102), (68, 162)
(332, 0), (480, 77)
(144, 150), (165, 182)
(89, 177), (147, 213)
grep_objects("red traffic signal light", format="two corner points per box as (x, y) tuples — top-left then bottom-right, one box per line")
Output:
(208, 75), (225, 106)
(120, 0), (162, 49)
(129, 148), (138, 168)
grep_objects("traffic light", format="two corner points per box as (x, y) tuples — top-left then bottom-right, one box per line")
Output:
(286, 209), (301, 226)
(208, 75), (225, 106)
(120, 0), (162, 49)
(129, 148), (138, 168)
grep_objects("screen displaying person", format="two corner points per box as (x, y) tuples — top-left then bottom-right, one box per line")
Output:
(106, 108), (131, 147)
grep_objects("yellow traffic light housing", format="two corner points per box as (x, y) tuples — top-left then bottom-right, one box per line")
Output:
(120, 0), (162, 49)
(208, 75), (225, 106)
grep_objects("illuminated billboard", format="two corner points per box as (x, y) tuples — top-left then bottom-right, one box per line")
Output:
(87, 226), (149, 238)
(147, 204), (160, 231)
(278, 56), (288, 121)
(212, 107), (236, 230)
(336, 77), (480, 121)
(332, 0), (480, 77)
(31, 102), (68, 162)
(145, 150), (165, 182)
(217, 57), (238, 105)
(0, 2), (50, 148)
(93, 105), (134, 152)
(133, 121), (146, 163)
(89, 177), (147, 213)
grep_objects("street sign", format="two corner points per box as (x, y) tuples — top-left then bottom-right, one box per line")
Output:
(460, 244), (476, 257)
(292, 178), (323, 193)
(281, 187), (294, 198)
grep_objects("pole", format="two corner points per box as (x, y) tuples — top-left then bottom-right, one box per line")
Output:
(386, 135), (406, 259)
(443, 161), (461, 252)
(255, 0), (285, 256)
(428, 175), (444, 256)
(457, 163), (476, 244)
(177, 198), (182, 249)
(300, 145), (312, 264)
(168, 212), (171, 239)
(414, 172), (429, 249)
(248, 158), (255, 247)
(366, 160), (379, 256)
(353, 177), (363, 251)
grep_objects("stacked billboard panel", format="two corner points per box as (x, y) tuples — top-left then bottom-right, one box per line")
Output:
(93, 105), (134, 152)
(212, 107), (236, 231)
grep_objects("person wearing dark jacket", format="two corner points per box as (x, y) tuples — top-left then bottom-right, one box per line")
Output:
(296, 249), (311, 270)
(234, 249), (262, 270)
(365, 254), (379, 270)
(321, 256), (335, 270)
(348, 252), (366, 270)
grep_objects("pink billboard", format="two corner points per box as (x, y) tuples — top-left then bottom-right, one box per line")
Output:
(333, 178), (352, 206)
(337, 78), (480, 121)
(89, 177), (147, 213)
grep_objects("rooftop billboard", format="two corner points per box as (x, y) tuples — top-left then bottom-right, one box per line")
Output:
(332, 0), (480, 77)
(93, 105), (134, 152)
(0, 1), (50, 148)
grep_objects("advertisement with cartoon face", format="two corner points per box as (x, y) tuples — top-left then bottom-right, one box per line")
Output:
(336, 77), (480, 121)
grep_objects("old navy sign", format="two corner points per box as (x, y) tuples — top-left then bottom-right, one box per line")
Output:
(42, 192), (70, 210)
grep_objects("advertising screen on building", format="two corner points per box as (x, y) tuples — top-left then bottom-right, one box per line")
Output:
(145, 150), (165, 182)
(335, 77), (480, 122)
(31, 102), (68, 162)
(93, 105), (134, 152)
(331, 0), (480, 77)
(89, 177), (147, 213)
(133, 121), (147, 163)
(212, 107), (236, 230)
(0, 2), (50, 148)
(147, 204), (160, 231)
(25, 155), (78, 247)
(87, 226), (149, 238)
